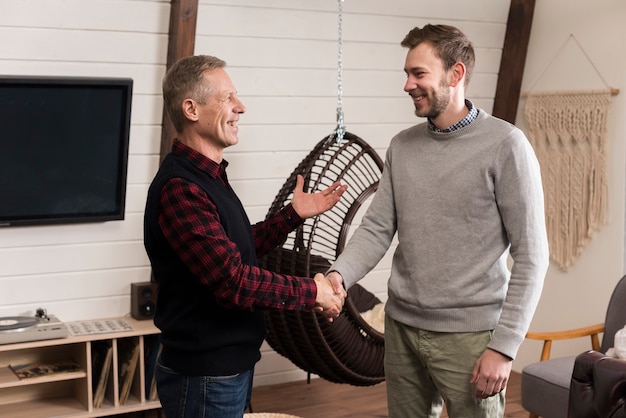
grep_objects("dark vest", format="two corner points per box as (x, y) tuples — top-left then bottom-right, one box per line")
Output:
(144, 152), (265, 376)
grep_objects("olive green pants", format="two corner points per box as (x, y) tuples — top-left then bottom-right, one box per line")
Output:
(384, 316), (505, 418)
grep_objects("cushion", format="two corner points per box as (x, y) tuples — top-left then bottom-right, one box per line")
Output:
(521, 356), (575, 418)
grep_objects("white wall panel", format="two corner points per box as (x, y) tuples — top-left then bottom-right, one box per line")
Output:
(227, 68), (336, 97)
(227, 124), (337, 153)
(0, 62), (165, 94)
(3, 0), (169, 32)
(0, 28), (168, 63)
(129, 125), (162, 155)
(195, 36), (337, 69)
(127, 154), (161, 185)
(235, 96), (415, 125)
(126, 184), (151, 213)
(0, 268), (150, 308)
(343, 0), (509, 22)
(0, 241), (148, 276)
(197, 4), (336, 39)
(230, 179), (288, 209)
(200, 0), (509, 23)
(225, 152), (308, 181)
(0, 214), (143, 248)
(129, 94), (163, 126)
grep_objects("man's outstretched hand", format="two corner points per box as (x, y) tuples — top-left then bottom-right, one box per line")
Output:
(291, 175), (348, 219)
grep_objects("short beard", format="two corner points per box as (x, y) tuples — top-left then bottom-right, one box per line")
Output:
(414, 78), (451, 119)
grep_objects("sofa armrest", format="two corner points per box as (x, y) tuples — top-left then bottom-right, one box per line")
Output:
(568, 350), (606, 418)
(568, 350), (626, 418)
(594, 355), (626, 417)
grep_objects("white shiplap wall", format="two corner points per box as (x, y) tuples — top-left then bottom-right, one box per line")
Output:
(0, 0), (510, 386)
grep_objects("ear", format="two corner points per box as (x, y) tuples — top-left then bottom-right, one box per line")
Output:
(448, 62), (466, 88)
(182, 98), (199, 122)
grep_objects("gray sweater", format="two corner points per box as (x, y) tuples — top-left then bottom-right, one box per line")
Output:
(331, 110), (549, 359)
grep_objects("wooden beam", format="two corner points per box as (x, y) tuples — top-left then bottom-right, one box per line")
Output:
(159, 0), (199, 162)
(492, 0), (536, 124)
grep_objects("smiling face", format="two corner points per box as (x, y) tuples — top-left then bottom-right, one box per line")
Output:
(403, 42), (452, 120)
(195, 68), (246, 151)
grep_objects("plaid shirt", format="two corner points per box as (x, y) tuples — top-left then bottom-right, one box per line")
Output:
(428, 99), (479, 133)
(157, 140), (317, 311)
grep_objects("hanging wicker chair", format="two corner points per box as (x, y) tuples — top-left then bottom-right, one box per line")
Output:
(260, 132), (385, 386)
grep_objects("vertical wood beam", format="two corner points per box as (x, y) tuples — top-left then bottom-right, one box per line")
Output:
(159, 0), (199, 161)
(492, 0), (536, 124)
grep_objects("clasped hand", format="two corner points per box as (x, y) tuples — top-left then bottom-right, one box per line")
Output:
(313, 272), (346, 322)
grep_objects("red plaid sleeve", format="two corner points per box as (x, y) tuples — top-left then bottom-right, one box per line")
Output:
(158, 178), (317, 311)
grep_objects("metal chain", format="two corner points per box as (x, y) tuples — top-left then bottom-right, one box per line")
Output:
(330, 0), (346, 144)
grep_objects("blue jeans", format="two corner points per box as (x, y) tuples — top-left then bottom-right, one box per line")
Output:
(156, 356), (254, 418)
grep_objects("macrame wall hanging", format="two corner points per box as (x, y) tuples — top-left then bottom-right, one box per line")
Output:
(523, 34), (619, 271)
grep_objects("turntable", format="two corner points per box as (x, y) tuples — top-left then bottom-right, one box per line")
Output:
(0, 308), (69, 345)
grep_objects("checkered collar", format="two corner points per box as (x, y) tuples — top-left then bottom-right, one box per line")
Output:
(428, 99), (478, 133)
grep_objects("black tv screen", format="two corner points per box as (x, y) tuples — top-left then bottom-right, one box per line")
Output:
(0, 76), (132, 227)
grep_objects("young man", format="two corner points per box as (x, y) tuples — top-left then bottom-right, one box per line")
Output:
(326, 24), (549, 417)
(144, 55), (347, 418)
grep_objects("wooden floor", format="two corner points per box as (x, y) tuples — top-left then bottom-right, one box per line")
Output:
(250, 371), (529, 418)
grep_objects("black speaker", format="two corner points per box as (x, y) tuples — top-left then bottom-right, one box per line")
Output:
(131, 281), (158, 320)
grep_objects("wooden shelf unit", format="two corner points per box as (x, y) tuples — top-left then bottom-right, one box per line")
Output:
(0, 317), (161, 418)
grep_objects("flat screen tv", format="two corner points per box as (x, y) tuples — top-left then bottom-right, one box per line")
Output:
(0, 76), (133, 227)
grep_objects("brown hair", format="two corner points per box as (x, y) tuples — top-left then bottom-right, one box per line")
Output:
(162, 55), (226, 132)
(401, 24), (475, 86)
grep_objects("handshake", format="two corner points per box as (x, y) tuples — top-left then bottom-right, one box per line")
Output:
(313, 271), (347, 322)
